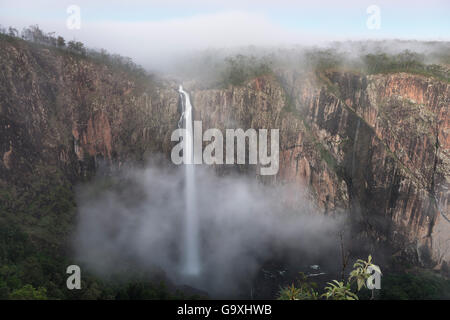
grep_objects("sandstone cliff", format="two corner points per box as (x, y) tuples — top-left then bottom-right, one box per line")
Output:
(1, 35), (449, 271)
(189, 71), (449, 268)
(0, 36), (179, 188)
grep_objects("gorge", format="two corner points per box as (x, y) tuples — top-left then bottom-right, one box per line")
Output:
(0, 32), (449, 299)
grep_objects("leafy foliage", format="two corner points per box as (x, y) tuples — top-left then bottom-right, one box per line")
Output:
(349, 255), (381, 291)
(322, 280), (358, 300)
(277, 273), (319, 300)
(278, 256), (379, 300)
(9, 284), (48, 300)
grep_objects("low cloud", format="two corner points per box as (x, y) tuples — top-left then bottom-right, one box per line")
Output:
(73, 159), (345, 297)
(75, 11), (304, 71)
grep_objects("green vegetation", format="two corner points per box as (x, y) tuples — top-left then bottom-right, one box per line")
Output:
(304, 47), (449, 83)
(305, 49), (345, 72)
(220, 54), (273, 87)
(278, 256), (379, 300)
(9, 285), (48, 300)
(277, 272), (320, 300)
(67, 40), (86, 55)
(172, 50), (274, 88)
(278, 258), (450, 300)
(363, 50), (449, 82)
(0, 168), (196, 300)
(379, 271), (450, 300)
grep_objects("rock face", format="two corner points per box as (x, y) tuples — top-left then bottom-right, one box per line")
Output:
(0, 37), (179, 188)
(1, 37), (449, 268)
(189, 71), (450, 267)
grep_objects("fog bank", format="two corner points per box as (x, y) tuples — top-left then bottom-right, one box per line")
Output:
(73, 160), (346, 297)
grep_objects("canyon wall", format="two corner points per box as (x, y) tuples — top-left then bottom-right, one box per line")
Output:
(1, 37), (449, 269)
(0, 37), (179, 189)
(190, 71), (450, 267)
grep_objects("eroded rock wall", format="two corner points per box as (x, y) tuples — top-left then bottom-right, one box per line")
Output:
(189, 71), (450, 267)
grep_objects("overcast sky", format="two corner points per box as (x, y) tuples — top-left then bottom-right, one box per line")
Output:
(1, 0), (449, 69)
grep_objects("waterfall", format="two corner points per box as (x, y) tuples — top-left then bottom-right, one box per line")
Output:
(178, 85), (200, 275)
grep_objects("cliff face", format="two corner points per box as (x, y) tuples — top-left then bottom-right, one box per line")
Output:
(189, 71), (450, 267)
(0, 37), (179, 189)
(1, 37), (449, 269)
(327, 72), (449, 266)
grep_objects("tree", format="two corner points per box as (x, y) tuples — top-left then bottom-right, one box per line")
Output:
(46, 32), (57, 46)
(57, 36), (65, 48)
(67, 40), (86, 55)
(8, 27), (18, 38)
(9, 284), (48, 300)
(27, 25), (45, 43)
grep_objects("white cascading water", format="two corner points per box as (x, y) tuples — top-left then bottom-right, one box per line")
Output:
(178, 85), (200, 275)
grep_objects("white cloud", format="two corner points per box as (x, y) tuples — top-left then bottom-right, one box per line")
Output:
(74, 11), (304, 69)
(1, 9), (309, 69)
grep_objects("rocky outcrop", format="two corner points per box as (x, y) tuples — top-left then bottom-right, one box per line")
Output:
(189, 76), (350, 212)
(334, 72), (450, 267)
(189, 71), (450, 267)
(0, 37), (179, 188)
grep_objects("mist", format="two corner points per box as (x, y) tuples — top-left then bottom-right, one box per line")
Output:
(73, 158), (346, 297)
(2, 0), (449, 74)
